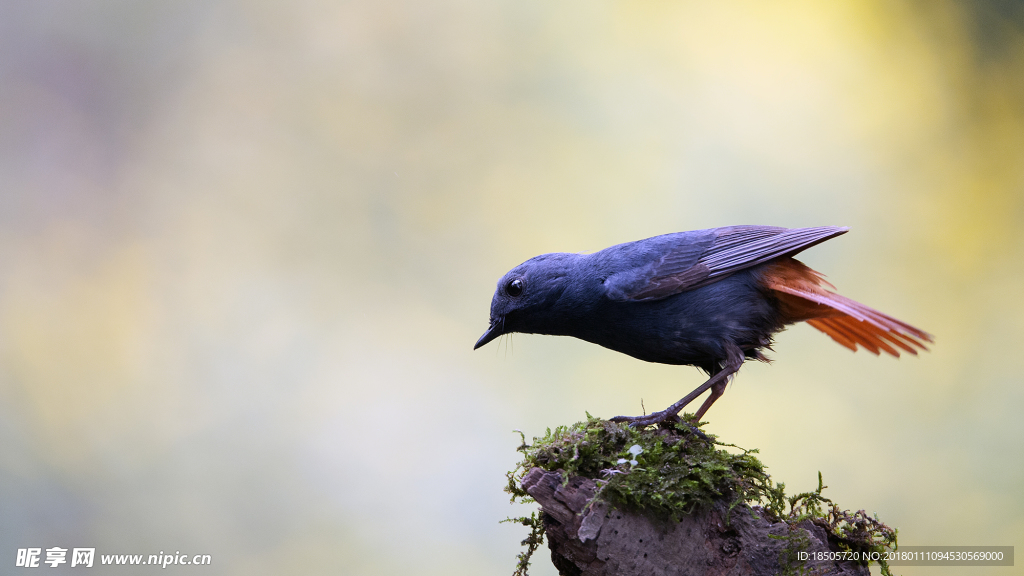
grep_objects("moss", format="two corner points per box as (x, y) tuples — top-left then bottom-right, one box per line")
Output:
(503, 415), (897, 576)
(775, 472), (898, 576)
(500, 511), (545, 576)
(506, 414), (780, 520)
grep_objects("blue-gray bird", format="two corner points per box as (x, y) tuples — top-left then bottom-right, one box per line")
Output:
(474, 226), (931, 426)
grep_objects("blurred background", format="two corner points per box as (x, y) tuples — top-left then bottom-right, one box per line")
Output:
(1, 1), (1022, 574)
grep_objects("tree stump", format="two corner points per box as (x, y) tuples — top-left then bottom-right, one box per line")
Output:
(505, 418), (895, 576)
(523, 467), (869, 576)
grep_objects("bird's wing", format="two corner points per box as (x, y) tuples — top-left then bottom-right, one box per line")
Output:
(604, 225), (848, 301)
(698, 225), (848, 282)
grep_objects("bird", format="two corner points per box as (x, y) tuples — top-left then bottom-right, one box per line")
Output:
(473, 225), (931, 427)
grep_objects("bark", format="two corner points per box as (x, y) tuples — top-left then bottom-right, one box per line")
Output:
(522, 467), (869, 576)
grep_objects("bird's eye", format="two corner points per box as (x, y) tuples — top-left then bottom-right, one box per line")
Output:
(505, 278), (524, 297)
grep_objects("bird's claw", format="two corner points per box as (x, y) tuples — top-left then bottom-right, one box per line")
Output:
(609, 411), (711, 442)
(609, 408), (678, 427)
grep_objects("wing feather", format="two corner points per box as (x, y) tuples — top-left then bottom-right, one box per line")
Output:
(699, 226), (848, 282)
(604, 225), (848, 301)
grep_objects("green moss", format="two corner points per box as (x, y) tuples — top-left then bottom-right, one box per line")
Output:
(500, 511), (545, 576)
(505, 415), (780, 519)
(774, 472), (898, 576)
(503, 415), (897, 576)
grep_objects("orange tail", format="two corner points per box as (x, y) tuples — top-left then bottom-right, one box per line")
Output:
(760, 258), (932, 357)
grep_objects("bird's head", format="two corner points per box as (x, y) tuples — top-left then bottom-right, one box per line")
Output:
(473, 253), (577, 349)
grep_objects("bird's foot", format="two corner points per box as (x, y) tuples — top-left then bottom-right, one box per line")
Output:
(609, 409), (677, 428)
(609, 411), (710, 442)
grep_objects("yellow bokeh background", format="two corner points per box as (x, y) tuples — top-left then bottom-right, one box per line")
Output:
(1, 2), (1022, 575)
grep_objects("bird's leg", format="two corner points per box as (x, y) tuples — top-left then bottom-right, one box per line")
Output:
(693, 378), (728, 421)
(610, 345), (744, 429)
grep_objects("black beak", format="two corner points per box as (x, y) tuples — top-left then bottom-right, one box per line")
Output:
(474, 322), (502, 350)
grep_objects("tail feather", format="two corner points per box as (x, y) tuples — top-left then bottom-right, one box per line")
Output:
(806, 318), (858, 352)
(761, 258), (932, 357)
(809, 317), (901, 356)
